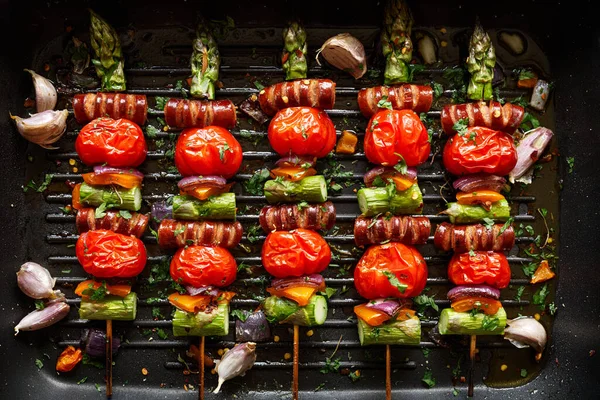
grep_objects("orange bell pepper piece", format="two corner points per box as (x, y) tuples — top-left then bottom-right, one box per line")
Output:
(353, 303), (391, 327)
(82, 172), (142, 189)
(180, 183), (234, 201)
(391, 175), (416, 191)
(72, 183), (83, 210)
(56, 346), (83, 372)
(456, 190), (505, 207)
(75, 280), (131, 299)
(267, 286), (318, 306)
(335, 130), (358, 155)
(216, 291), (236, 304)
(270, 166), (317, 182)
(168, 293), (212, 313)
(531, 260), (556, 284)
(395, 308), (417, 321)
(451, 296), (502, 315)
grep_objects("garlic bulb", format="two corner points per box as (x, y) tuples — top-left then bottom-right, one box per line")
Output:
(316, 33), (367, 79)
(24, 69), (57, 112)
(11, 109), (68, 149)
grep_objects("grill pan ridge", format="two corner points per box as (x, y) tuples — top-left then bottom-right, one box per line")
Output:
(1, 1), (599, 399)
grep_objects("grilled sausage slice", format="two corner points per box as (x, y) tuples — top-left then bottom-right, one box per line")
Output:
(163, 98), (237, 129)
(440, 101), (524, 135)
(354, 215), (431, 247)
(357, 85), (433, 117)
(433, 222), (515, 253)
(76, 208), (149, 238)
(257, 79), (336, 116)
(73, 93), (147, 126)
(259, 201), (336, 232)
(158, 219), (243, 249)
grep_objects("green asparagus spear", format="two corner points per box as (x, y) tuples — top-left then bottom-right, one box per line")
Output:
(191, 22), (220, 99)
(282, 21), (308, 80)
(466, 20), (496, 100)
(89, 10), (126, 92)
(381, 0), (414, 84)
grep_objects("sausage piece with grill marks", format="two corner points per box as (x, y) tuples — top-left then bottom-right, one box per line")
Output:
(76, 208), (149, 238)
(440, 101), (525, 135)
(357, 84), (433, 117)
(163, 98), (237, 129)
(157, 219), (243, 249)
(72, 93), (148, 126)
(433, 222), (515, 253)
(354, 215), (431, 247)
(257, 79), (336, 116)
(259, 201), (336, 232)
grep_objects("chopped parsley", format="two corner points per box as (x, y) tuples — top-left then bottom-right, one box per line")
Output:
(34, 300), (45, 310)
(533, 284), (550, 309)
(231, 309), (250, 322)
(453, 118), (469, 136)
(497, 217), (514, 237)
(82, 281), (108, 301)
(482, 218), (495, 230)
(548, 302), (558, 315)
(319, 357), (341, 374)
(413, 293), (439, 315)
(320, 287), (338, 299)
(407, 64), (425, 82)
(520, 368), (528, 378)
(154, 97), (169, 110)
(246, 225), (262, 243)
(219, 143), (232, 161)
(119, 210), (132, 220)
(468, 249), (476, 257)
(173, 226), (185, 237)
(432, 82), (444, 98)
(393, 154), (408, 175)
(515, 286), (526, 301)
(95, 203), (108, 219)
(253, 80), (265, 90)
(522, 262), (538, 278)
(156, 328), (168, 340)
(145, 125), (161, 138)
(567, 157), (575, 174)
(349, 370), (361, 382)
(481, 315), (500, 331)
(82, 354), (104, 369)
(377, 96), (393, 110)
(77, 377), (88, 385)
(421, 369), (436, 388)
(494, 87), (505, 104)
(297, 201), (309, 211)
(314, 383), (326, 392)
(520, 112), (540, 131)
(35, 359), (44, 369)
(36, 174), (54, 192)
(382, 271), (407, 293)
(244, 168), (270, 195)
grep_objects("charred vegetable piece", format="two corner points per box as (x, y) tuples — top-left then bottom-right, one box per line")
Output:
(443, 200), (510, 224)
(466, 20), (496, 100)
(191, 21), (220, 99)
(357, 316), (421, 346)
(235, 311), (271, 342)
(56, 346), (84, 372)
(264, 175), (328, 204)
(172, 302), (229, 336)
(282, 21), (307, 80)
(213, 342), (257, 394)
(263, 294), (328, 326)
(438, 307), (506, 335)
(335, 131), (358, 154)
(357, 184), (423, 216)
(89, 10), (126, 91)
(381, 0), (414, 84)
(78, 182), (142, 211)
(80, 328), (121, 357)
(79, 293), (137, 321)
(172, 193), (236, 221)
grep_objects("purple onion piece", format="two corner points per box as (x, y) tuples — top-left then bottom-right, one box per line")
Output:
(235, 311), (271, 342)
(271, 274), (324, 291)
(274, 155), (316, 168)
(185, 285), (220, 297)
(508, 127), (554, 183)
(452, 173), (508, 193)
(151, 201), (173, 223)
(365, 298), (402, 317)
(178, 175), (228, 190)
(80, 328), (121, 357)
(364, 166), (418, 187)
(93, 166), (144, 179)
(447, 285), (501, 301)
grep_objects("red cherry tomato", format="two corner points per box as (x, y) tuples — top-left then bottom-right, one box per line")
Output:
(268, 107), (336, 158)
(170, 245), (237, 288)
(76, 229), (146, 278)
(442, 127), (517, 176)
(75, 118), (147, 167)
(448, 251), (511, 289)
(261, 229), (331, 278)
(364, 109), (431, 167)
(175, 126), (243, 179)
(354, 242), (428, 299)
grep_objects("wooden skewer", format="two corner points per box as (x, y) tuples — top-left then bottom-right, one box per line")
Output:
(106, 319), (113, 399)
(199, 336), (205, 400)
(385, 344), (392, 400)
(292, 324), (300, 400)
(468, 334), (477, 397)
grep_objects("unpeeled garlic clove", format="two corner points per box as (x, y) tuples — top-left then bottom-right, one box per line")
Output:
(213, 342), (257, 393)
(504, 316), (547, 356)
(11, 109), (68, 149)
(316, 33), (367, 79)
(24, 69), (57, 112)
(17, 262), (60, 299)
(14, 301), (70, 335)
(418, 35), (437, 64)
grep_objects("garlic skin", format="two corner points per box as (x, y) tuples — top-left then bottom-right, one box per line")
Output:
(11, 109), (68, 149)
(14, 301), (70, 335)
(17, 262), (62, 300)
(24, 69), (57, 112)
(213, 342), (257, 393)
(504, 316), (547, 356)
(316, 33), (367, 79)
(418, 35), (437, 64)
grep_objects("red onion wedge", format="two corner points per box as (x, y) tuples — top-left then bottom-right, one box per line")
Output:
(185, 285), (220, 297)
(365, 298), (404, 317)
(235, 310), (271, 342)
(151, 201), (173, 222)
(93, 166), (144, 179)
(364, 166), (418, 187)
(80, 328), (121, 357)
(274, 155), (316, 168)
(508, 127), (554, 183)
(271, 274), (325, 291)
(178, 175), (228, 190)
(447, 285), (501, 302)
(452, 174), (509, 193)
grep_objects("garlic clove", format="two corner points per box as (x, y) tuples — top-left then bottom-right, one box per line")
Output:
(14, 301), (70, 335)
(24, 69), (57, 113)
(504, 316), (547, 356)
(17, 262), (58, 299)
(213, 342), (257, 393)
(418, 35), (437, 64)
(316, 33), (367, 79)
(11, 109), (68, 149)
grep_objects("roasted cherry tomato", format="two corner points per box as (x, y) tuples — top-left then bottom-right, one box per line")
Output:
(354, 242), (427, 299)
(443, 127), (517, 176)
(364, 109), (430, 167)
(448, 251), (510, 289)
(170, 245), (237, 288)
(268, 107), (336, 158)
(56, 346), (83, 372)
(76, 229), (146, 278)
(261, 229), (331, 278)
(175, 126), (242, 179)
(75, 118), (147, 167)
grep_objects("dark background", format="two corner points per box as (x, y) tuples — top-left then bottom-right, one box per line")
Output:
(1, 0), (598, 398)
